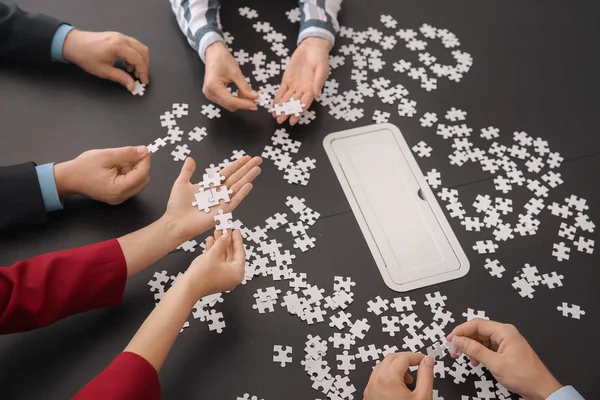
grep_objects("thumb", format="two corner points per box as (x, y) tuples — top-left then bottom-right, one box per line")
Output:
(313, 64), (329, 98)
(103, 65), (135, 91)
(176, 157), (196, 183)
(233, 73), (258, 100)
(455, 336), (498, 370)
(107, 146), (148, 164)
(208, 230), (232, 256)
(413, 356), (435, 398)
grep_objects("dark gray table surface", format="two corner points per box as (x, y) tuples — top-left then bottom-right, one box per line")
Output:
(0, 0), (598, 399)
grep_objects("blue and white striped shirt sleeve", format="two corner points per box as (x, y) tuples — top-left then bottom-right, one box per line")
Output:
(169, 0), (225, 63)
(298, 0), (342, 47)
(169, 0), (343, 62)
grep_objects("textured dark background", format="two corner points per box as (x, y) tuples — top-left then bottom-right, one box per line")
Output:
(0, 0), (598, 398)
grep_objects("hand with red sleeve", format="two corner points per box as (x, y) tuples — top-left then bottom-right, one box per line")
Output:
(0, 155), (262, 334)
(74, 228), (246, 400)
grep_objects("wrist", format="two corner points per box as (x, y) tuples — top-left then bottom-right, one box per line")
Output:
(157, 214), (189, 249)
(204, 40), (227, 62)
(61, 29), (82, 64)
(53, 161), (77, 198)
(174, 272), (205, 306)
(531, 378), (562, 400)
(300, 36), (332, 51)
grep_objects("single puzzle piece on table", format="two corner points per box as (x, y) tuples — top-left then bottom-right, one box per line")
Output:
(177, 239), (197, 253)
(520, 263), (542, 286)
(381, 315), (400, 337)
(246, 226), (268, 244)
(329, 310), (353, 330)
(574, 212), (595, 233)
(552, 242), (571, 262)
(372, 110), (390, 124)
(285, 221), (308, 237)
(473, 240), (498, 254)
(265, 212), (288, 230)
(400, 313), (424, 331)
(165, 127), (184, 144)
(201, 104), (221, 119)
(172, 103), (188, 118)
(557, 302), (586, 319)
(259, 239), (283, 255)
(148, 270), (169, 293)
(475, 377), (496, 399)
(333, 276), (356, 293)
(512, 277), (535, 299)
(558, 222), (576, 240)
(302, 284), (325, 305)
(401, 329), (425, 352)
(425, 341), (447, 360)
(541, 272), (564, 289)
(547, 202), (573, 219)
(293, 234), (317, 252)
(336, 351), (356, 375)
(214, 209), (234, 233)
(484, 258), (506, 278)
(565, 195), (589, 212)
(355, 344), (381, 363)
(273, 345), (293, 367)
(237, 394), (262, 400)
(425, 169), (442, 189)
(424, 291), (447, 310)
(305, 334), (328, 359)
(171, 144), (191, 162)
(461, 216), (483, 232)
(447, 360), (470, 384)
(412, 141), (432, 157)
(328, 333), (355, 350)
(433, 307), (455, 328)
(391, 296), (416, 312)
(574, 236), (595, 254)
(366, 296), (389, 315)
(188, 126), (207, 142)
(206, 310), (225, 333)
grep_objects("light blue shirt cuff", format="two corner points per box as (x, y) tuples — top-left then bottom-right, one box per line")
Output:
(547, 386), (585, 400)
(35, 163), (64, 212)
(50, 24), (75, 63)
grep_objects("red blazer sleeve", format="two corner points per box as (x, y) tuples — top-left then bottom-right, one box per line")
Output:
(0, 239), (127, 334)
(73, 352), (161, 400)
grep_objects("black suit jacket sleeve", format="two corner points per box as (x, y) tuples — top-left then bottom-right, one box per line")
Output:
(0, 3), (64, 67)
(0, 162), (47, 231)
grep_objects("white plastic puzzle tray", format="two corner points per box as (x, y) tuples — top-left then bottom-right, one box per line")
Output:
(323, 123), (469, 292)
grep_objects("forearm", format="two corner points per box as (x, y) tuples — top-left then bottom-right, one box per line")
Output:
(0, 239), (126, 334)
(170, 0), (225, 62)
(124, 273), (198, 371)
(0, 3), (64, 66)
(298, 0), (342, 46)
(117, 216), (184, 278)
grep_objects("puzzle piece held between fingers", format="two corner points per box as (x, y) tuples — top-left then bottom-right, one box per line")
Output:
(214, 209), (234, 233)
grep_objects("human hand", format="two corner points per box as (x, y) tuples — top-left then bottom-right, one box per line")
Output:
(163, 155), (262, 243)
(185, 229), (246, 297)
(447, 319), (562, 400)
(54, 146), (151, 204)
(203, 41), (258, 112)
(62, 30), (150, 92)
(364, 352), (434, 400)
(272, 37), (330, 125)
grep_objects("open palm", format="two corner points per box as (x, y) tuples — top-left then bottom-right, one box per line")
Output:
(165, 155), (262, 241)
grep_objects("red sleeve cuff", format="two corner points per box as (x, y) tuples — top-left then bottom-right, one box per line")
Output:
(0, 239), (127, 334)
(73, 352), (161, 400)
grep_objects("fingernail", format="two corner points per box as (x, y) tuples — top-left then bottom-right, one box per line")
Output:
(455, 336), (466, 350)
(137, 145), (148, 154)
(424, 356), (434, 368)
(222, 231), (229, 237)
(251, 90), (259, 97)
(127, 82), (133, 90)
(251, 105), (258, 111)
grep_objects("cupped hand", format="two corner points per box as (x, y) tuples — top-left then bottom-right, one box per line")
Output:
(203, 41), (258, 111)
(163, 155), (262, 242)
(62, 30), (150, 92)
(185, 229), (246, 297)
(272, 37), (330, 125)
(364, 352), (434, 400)
(54, 146), (151, 204)
(447, 319), (562, 400)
